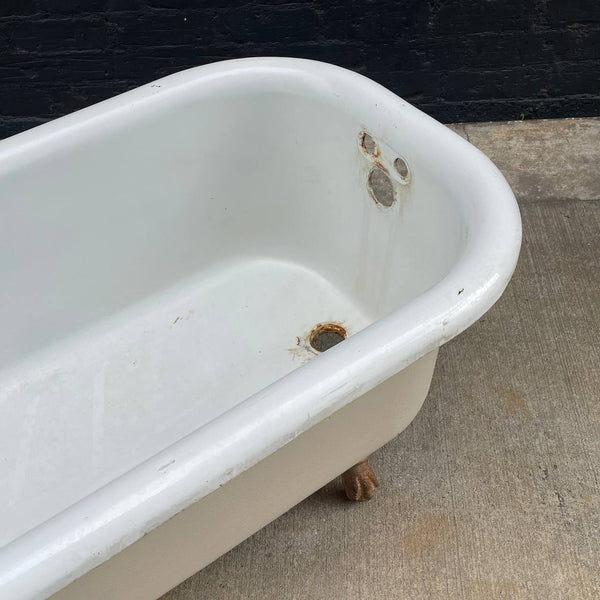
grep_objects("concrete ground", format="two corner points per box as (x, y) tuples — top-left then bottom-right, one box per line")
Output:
(162, 118), (600, 600)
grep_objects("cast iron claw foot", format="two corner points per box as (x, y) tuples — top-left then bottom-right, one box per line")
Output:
(341, 459), (380, 502)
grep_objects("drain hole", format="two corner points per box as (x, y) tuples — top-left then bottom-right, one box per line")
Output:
(394, 157), (410, 182)
(360, 132), (378, 156)
(368, 166), (395, 207)
(309, 323), (347, 353)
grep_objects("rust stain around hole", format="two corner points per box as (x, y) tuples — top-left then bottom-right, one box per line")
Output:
(360, 131), (380, 158)
(373, 158), (388, 172)
(309, 323), (347, 353)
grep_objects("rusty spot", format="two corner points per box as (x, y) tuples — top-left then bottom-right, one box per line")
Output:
(373, 158), (388, 171)
(309, 323), (347, 353)
(360, 131), (380, 157)
(289, 322), (349, 363)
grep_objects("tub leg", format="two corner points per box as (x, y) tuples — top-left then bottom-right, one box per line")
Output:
(341, 459), (380, 502)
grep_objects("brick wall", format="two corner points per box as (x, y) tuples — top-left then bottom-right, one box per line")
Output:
(1, 0), (598, 138)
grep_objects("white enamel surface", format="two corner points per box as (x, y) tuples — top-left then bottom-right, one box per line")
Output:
(0, 58), (521, 599)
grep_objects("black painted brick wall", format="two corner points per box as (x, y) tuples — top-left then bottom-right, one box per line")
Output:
(1, 0), (599, 138)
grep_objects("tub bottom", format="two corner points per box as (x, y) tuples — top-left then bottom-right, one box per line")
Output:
(52, 349), (438, 600)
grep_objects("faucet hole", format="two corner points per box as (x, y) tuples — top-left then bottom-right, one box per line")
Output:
(309, 323), (347, 353)
(360, 132), (378, 157)
(394, 157), (410, 183)
(368, 166), (395, 207)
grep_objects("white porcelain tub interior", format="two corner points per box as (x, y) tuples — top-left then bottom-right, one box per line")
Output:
(0, 75), (465, 545)
(0, 59), (520, 599)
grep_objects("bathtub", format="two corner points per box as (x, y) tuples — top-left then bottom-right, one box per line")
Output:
(0, 58), (521, 599)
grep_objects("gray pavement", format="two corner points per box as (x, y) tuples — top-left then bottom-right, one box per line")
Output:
(162, 118), (600, 600)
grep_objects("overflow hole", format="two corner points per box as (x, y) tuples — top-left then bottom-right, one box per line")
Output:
(368, 166), (395, 207)
(360, 132), (378, 157)
(309, 323), (347, 353)
(394, 157), (410, 182)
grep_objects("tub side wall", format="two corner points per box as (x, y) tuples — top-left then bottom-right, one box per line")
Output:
(51, 350), (438, 600)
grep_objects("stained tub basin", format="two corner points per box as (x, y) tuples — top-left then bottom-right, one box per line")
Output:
(0, 58), (521, 599)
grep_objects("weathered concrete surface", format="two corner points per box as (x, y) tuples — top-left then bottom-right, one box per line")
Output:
(162, 118), (600, 600)
(450, 118), (600, 202)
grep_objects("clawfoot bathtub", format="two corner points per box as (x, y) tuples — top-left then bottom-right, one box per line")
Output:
(0, 58), (521, 599)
